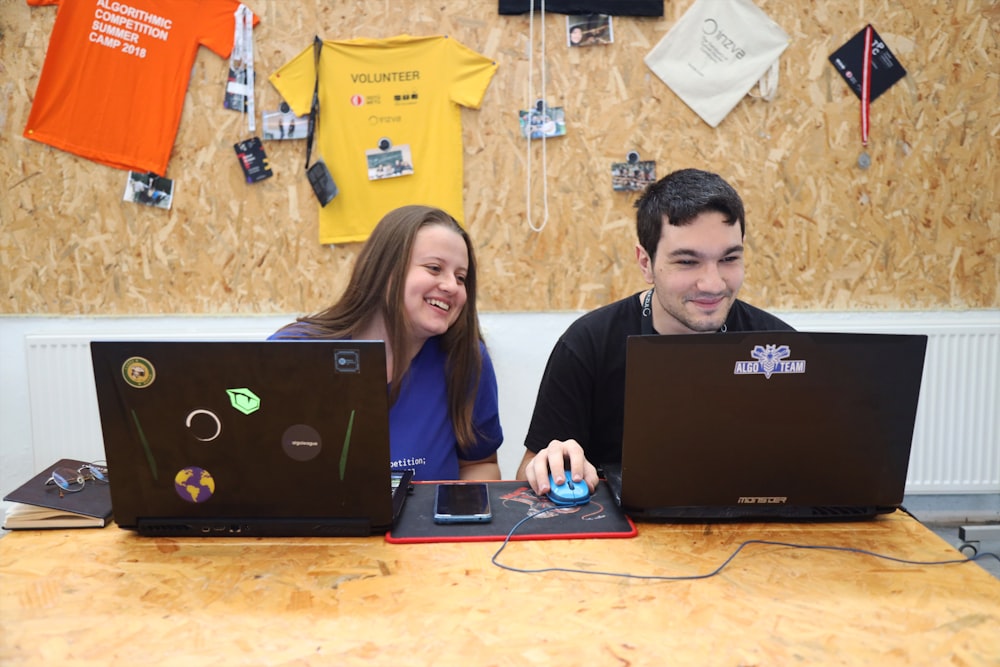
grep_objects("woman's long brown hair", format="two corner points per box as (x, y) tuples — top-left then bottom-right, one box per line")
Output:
(274, 205), (484, 450)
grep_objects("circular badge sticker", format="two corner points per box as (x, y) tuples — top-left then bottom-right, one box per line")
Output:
(174, 467), (215, 503)
(122, 356), (156, 388)
(282, 424), (323, 462)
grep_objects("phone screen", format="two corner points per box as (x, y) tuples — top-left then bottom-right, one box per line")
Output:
(433, 483), (492, 524)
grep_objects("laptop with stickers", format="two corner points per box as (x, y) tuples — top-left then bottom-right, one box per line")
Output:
(90, 340), (413, 537)
(604, 331), (928, 521)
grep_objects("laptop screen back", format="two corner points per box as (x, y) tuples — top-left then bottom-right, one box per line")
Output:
(91, 340), (404, 536)
(617, 332), (927, 520)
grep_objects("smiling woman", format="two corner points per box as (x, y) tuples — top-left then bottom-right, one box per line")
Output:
(269, 205), (503, 482)
(403, 224), (470, 346)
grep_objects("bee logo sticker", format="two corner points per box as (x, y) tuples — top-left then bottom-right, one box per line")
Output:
(122, 357), (156, 388)
(733, 344), (806, 379)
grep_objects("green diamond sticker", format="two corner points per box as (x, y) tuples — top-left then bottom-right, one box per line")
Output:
(226, 388), (261, 415)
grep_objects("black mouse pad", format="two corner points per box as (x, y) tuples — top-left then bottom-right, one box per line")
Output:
(385, 480), (637, 544)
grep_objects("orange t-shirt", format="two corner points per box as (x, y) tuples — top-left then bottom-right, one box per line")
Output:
(24, 0), (258, 175)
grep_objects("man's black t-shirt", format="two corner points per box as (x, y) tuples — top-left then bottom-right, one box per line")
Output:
(523, 292), (794, 465)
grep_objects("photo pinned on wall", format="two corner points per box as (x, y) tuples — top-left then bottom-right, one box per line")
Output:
(123, 171), (175, 210)
(567, 14), (613, 47)
(262, 102), (309, 141)
(519, 101), (567, 140)
(366, 139), (414, 181)
(611, 152), (656, 192)
(223, 63), (251, 112)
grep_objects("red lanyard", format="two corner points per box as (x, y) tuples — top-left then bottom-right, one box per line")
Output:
(860, 25), (873, 147)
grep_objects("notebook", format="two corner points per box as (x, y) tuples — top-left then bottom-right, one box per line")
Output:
(604, 331), (928, 521)
(90, 340), (413, 537)
(3, 458), (113, 530)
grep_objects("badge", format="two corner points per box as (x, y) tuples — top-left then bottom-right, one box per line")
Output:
(234, 137), (273, 183)
(121, 356), (156, 388)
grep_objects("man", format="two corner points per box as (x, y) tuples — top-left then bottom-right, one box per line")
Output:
(517, 168), (794, 495)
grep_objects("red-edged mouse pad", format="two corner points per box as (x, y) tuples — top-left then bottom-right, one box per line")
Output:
(385, 480), (637, 544)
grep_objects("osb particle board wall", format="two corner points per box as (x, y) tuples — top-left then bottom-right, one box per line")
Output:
(2, 1), (998, 315)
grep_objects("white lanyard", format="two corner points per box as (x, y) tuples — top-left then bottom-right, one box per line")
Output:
(229, 4), (255, 132)
(525, 0), (549, 233)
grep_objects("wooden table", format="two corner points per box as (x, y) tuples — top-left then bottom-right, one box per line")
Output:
(2, 511), (999, 666)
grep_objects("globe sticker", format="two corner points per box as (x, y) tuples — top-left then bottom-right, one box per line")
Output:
(226, 388), (261, 415)
(121, 357), (155, 388)
(174, 466), (216, 503)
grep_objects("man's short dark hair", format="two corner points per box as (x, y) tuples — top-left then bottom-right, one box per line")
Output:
(634, 168), (746, 258)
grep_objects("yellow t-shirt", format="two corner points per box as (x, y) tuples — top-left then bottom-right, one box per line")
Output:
(270, 35), (497, 244)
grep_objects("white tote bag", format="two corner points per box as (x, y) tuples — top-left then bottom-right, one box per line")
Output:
(644, 0), (790, 127)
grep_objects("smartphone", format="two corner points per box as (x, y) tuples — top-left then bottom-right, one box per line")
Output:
(433, 483), (492, 524)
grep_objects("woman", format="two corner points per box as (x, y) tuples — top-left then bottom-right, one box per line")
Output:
(271, 205), (503, 481)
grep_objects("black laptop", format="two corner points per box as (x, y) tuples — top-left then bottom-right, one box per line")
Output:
(604, 331), (928, 521)
(90, 340), (412, 537)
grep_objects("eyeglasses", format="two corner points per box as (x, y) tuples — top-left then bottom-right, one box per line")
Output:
(45, 461), (110, 495)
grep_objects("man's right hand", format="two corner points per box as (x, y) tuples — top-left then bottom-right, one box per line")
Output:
(516, 439), (600, 496)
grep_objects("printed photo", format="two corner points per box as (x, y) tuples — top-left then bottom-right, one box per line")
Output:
(123, 171), (174, 210)
(567, 15), (613, 47)
(366, 144), (414, 181)
(611, 160), (656, 192)
(262, 106), (309, 141)
(223, 65), (251, 112)
(519, 106), (567, 140)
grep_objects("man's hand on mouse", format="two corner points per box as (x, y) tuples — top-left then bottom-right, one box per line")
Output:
(524, 439), (599, 496)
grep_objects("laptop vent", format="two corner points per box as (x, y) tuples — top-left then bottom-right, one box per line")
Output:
(138, 523), (199, 535)
(808, 506), (884, 519)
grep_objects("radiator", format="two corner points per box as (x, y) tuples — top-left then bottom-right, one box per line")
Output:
(22, 315), (1000, 494)
(784, 317), (999, 494)
(23, 331), (270, 473)
(25, 336), (108, 469)
(907, 330), (999, 492)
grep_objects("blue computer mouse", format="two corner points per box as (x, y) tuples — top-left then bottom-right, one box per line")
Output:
(546, 472), (591, 506)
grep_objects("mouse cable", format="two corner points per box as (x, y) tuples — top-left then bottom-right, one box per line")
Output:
(491, 508), (1000, 581)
